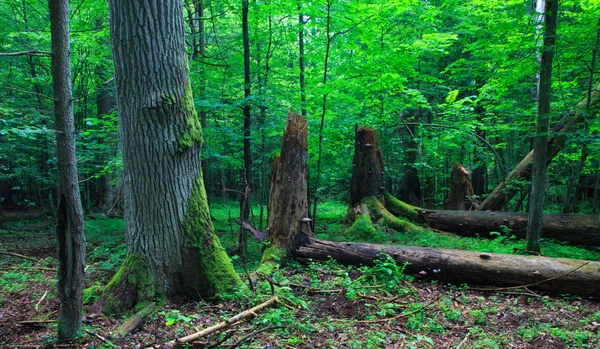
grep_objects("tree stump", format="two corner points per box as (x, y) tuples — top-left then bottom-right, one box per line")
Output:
(445, 164), (475, 210)
(266, 111), (312, 251)
(348, 126), (385, 218)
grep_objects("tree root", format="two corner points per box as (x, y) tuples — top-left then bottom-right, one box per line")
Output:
(364, 197), (427, 234)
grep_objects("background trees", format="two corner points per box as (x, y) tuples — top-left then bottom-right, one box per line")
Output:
(1, 0), (599, 220)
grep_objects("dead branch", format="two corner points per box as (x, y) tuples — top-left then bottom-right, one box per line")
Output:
(164, 296), (278, 348)
(0, 50), (52, 57)
(114, 302), (155, 339)
(0, 251), (39, 263)
(222, 325), (283, 348)
(85, 329), (112, 344)
(357, 296), (438, 324)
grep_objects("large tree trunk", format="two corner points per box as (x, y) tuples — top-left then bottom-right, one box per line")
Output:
(266, 111), (312, 251)
(295, 237), (600, 297)
(478, 86), (600, 212)
(49, 0), (86, 340)
(445, 164), (475, 210)
(421, 210), (600, 247)
(103, 0), (242, 314)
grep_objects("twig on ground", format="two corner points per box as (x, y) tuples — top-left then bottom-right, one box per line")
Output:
(357, 296), (439, 324)
(456, 332), (470, 349)
(222, 325), (283, 348)
(85, 329), (112, 344)
(0, 251), (39, 263)
(35, 290), (48, 311)
(17, 320), (57, 325)
(163, 296), (278, 348)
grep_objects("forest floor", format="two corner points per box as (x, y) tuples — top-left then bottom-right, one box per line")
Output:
(1, 204), (599, 349)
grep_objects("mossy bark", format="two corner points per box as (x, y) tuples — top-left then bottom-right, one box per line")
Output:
(344, 204), (377, 240)
(255, 245), (287, 275)
(364, 197), (426, 234)
(384, 191), (422, 222)
(98, 253), (155, 315)
(105, 0), (243, 313)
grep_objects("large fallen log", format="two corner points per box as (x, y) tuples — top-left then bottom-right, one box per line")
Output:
(295, 237), (600, 297)
(421, 210), (600, 247)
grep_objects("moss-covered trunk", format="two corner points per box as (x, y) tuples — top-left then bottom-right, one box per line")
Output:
(102, 0), (242, 314)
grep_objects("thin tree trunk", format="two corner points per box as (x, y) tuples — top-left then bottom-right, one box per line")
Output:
(312, 0), (332, 222)
(527, 0), (558, 253)
(298, 1), (306, 117)
(49, 0), (86, 340)
(240, 0), (253, 253)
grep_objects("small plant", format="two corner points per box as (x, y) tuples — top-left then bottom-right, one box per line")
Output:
(164, 310), (197, 326)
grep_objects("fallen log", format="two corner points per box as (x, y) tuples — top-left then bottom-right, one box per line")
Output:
(421, 210), (600, 247)
(295, 237), (600, 297)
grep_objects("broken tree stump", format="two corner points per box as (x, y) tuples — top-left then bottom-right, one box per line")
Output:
(445, 163), (475, 210)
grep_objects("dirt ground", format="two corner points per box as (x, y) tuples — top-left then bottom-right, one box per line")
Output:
(1, 213), (599, 348)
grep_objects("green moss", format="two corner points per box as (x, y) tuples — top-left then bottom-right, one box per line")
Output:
(364, 197), (426, 234)
(255, 245), (287, 275)
(102, 252), (155, 315)
(384, 192), (422, 222)
(177, 85), (203, 151)
(83, 285), (102, 305)
(183, 176), (244, 297)
(345, 213), (377, 240)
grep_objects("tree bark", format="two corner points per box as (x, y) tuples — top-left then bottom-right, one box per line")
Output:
(49, 0), (86, 340)
(477, 85), (600, 212)
(445, 164), (475, 210)
(295, 237), (600, 297)
(348, 126), (385, 212)
(266, 111), (312, 251)
(104, 0), (242, 313)
(421, 210), (600, 247)
(526, 0), (558, 253)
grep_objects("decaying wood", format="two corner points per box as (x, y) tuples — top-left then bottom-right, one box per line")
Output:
(445, 164), (475, 210)
(164, 296), (278, 348)
(478, 87), (600, 211)
(234, 219), (266, 241)
(421, 210), (600, 246)
(114, 302), (155, 339)
(348, 126), (385, 216)
(267, 111), (312, 251)
(295, 237), (600, 297)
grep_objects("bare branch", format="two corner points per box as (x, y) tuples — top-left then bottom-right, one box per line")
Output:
(0, 50), (52, 57)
